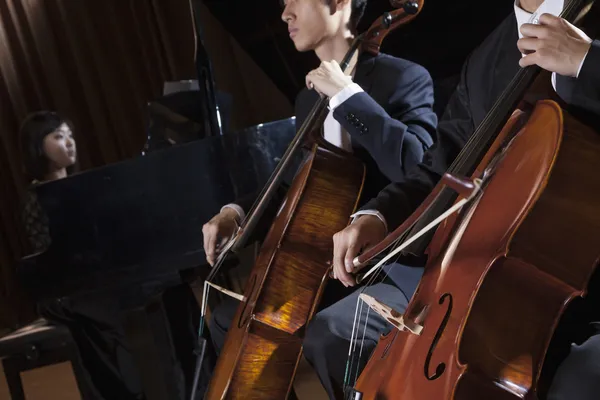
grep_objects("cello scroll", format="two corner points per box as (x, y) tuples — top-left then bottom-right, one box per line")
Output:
(361, 1), (423, 55)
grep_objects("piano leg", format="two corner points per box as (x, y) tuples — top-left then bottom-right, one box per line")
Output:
(123, 295), (187, 400)
(122, 279), (217, 400)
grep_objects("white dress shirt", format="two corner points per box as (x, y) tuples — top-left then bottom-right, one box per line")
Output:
(513, 0), (588, 88)
(222, 82), (365, 221)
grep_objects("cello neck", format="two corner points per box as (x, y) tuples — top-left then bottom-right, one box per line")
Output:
(233, 0), (425, 252)
(453, 0), (590, 177)
(231, 37), (363, 251)
(401, 0), (594, 256)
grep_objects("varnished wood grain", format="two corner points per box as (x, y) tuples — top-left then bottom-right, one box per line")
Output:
(354, 100), (600, 399)
(206, 143), (365, 399)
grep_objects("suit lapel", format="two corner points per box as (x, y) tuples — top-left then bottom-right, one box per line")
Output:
(479, 14), (521, 123)
(295, 89), (319, 128)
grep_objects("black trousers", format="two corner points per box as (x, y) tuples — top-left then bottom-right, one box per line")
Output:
(546, 329), (600, 400)
(38, 294), (143, 400)
(302, 264), (423, 399)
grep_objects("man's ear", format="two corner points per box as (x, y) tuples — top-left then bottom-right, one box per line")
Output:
(329, 0), (351, 13)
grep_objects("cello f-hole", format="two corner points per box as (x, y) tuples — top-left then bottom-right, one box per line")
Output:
(424, 293), (452, 381)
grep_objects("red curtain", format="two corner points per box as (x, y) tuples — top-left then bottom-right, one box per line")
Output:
(0, 0), (197, 327)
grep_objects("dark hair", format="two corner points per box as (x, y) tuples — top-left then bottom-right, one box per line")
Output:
(280, 0), (368, 30)
(19, 111), (76, 181)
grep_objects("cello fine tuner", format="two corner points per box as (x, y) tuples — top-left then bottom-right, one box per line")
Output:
(360, 293), (423, 335)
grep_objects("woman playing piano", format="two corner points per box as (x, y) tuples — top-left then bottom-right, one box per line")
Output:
(20, 111), (77, 254)
(19, 111), (145, 400)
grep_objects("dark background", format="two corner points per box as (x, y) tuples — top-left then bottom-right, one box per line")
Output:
(0, 0), (515, 327)
(204, 0), (515, 109)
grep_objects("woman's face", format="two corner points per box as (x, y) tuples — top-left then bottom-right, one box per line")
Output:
(42, 123), (76, 170)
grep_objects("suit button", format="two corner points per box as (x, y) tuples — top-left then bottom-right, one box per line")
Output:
(361, 127), (368, 134)
(346, 113), (355, 120)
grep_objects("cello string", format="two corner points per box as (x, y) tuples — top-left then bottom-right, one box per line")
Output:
(344, 298), (372, 397)
(343, 295), (364, 396)
(449, 0), (582, 174)
(240, 33), (362, 227)
(350, 297), (367, 385)
(353, 306), (371, 387)
(344, 0), (588, 387)
(341, 0), (585, 390)
(344, 270), (388, 391)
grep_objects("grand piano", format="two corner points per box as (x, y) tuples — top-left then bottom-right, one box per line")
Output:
(18, 116), (295, 299)
(14, 1), (522, 398)
(15, 0), (521, 311)
(18, 6), (296, 302)
(16, 2), (298, 399)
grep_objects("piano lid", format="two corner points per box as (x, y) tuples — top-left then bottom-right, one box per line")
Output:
(19, 117), (296, 299)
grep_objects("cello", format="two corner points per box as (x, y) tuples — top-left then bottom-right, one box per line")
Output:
(344, 0), (600, 399)
(201, 1), (424, 398)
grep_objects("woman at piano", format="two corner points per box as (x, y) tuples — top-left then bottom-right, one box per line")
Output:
(19, 111), (145, 400)
(20, 111), (77, 254)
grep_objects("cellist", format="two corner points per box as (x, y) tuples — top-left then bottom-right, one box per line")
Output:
(199, 0), (439, 395)
(304, 1), (600, 398)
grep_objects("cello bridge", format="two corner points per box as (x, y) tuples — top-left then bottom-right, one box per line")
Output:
(359, 293), (423, 335)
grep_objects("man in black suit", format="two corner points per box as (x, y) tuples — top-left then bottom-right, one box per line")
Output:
(198, 0), (438, 396)
(306, 1), (600, 398)
(202, 1), (437, 265)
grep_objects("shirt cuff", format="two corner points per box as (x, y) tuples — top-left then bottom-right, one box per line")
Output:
(350, 210), (388, 233)
(221, 204), (245, 222)
(329, 82), (363, 111)
(576, 46), (591, 78)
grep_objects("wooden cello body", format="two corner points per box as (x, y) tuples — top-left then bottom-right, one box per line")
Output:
(206, 140), (364, 399)
(204, 1), (425, 397)
(352, 97), (600, 398)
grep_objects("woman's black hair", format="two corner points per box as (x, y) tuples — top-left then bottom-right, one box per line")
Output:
(19, 111), (76, 181)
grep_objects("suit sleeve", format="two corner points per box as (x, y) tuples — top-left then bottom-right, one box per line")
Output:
(556, 39), (600, 117)
(359, 57), (476, 231)
(332, 64), (437, 182)
(233, 191), (259, 215)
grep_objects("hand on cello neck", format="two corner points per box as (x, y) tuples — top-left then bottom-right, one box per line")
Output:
(202, 207), (240, 266)
(518, 13), (592, 77)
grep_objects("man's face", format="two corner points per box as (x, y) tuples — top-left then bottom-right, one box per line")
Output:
(281, 0), (345, 52)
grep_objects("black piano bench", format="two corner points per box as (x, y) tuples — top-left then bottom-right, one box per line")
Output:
(0, 318), (89, 399)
